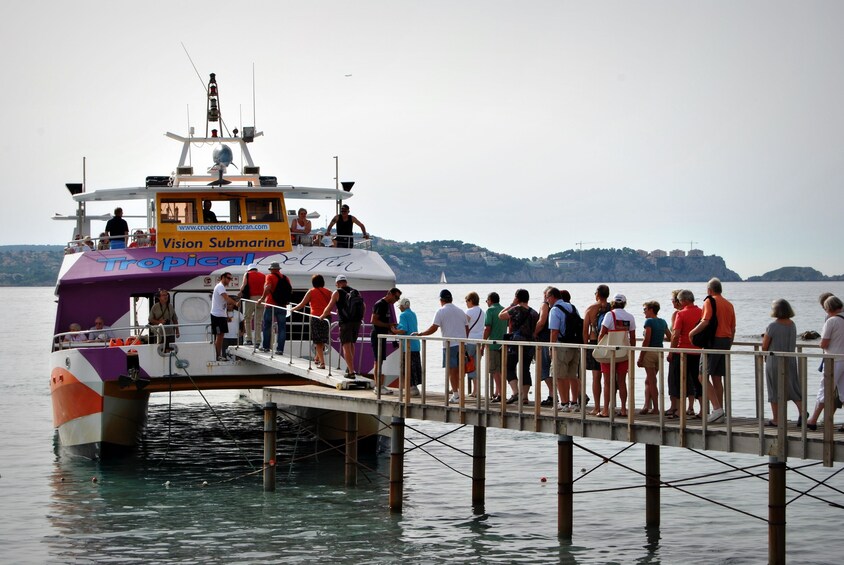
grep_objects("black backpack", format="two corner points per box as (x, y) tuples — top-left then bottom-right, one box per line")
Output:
(270, 273), (292, 306)
(554, 303), (583, 343)
(340, 287), (365, 323)
(691, 295), (718, 348)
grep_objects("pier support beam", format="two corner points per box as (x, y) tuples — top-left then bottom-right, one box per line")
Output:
(472, 425), (486, 510)
(389, 417), (405, 512)
(645, 444), (660, 527)
(263, 402), (277, 492)
(345, 412), (358, 486)
(558, 434), (573, 538)
(768, 456), (786, 565)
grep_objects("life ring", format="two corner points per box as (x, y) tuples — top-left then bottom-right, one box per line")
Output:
(108, 338), (125, 347)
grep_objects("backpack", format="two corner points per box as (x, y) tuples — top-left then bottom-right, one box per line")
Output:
(340, 287), (365, 323)
(512, 306), (539, 341)
(691, 295), (718, 348)
(554, 303), (584, 344)
(594, 304), (610, 337)
(270, 273), (292, 306)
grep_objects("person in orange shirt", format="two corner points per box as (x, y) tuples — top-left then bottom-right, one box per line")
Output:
(670, 290), (703, 417)
(689, 278), (736, 423)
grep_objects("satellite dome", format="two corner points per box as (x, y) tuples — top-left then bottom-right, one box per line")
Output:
(212, 145), (233, 167)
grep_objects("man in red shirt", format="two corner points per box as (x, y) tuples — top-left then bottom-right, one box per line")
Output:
(670, 289), (703, 417)
(689, 278), (736, 423)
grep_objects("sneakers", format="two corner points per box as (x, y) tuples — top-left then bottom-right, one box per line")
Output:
(491, 395), (502, 403)
(258, 347), (270, 353)
(244, 340), (253, 346)
(344, 372), (356, 380)
(707, 408), (725, 423)
(557, 402), (571, 412)
(506, 394), (519, 405)
(409, 385), (421, 397)
(540, 396), (554, 407)
(378, 386), (393, 395)
(449, 392), (461, 403)
(274, 350), (284, 355)
(216, 356), (228, 362)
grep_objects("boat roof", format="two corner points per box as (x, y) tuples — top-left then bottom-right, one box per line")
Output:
(72, 184), (355, 203)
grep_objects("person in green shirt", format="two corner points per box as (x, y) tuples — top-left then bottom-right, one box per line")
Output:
(482, 292), (508, 402)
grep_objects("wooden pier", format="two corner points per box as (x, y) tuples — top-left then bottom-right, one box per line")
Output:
(237, 338), (843, 565)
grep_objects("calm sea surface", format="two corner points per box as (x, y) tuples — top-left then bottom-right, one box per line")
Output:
(2, 282), (844, 564)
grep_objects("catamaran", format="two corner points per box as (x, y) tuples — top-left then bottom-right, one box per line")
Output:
(50, 74), (399, 458)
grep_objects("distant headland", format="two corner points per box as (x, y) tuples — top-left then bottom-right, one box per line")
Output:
(0, 242), (841, 286)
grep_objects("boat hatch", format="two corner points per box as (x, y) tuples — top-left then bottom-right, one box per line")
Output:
(155, 191), (292, 253)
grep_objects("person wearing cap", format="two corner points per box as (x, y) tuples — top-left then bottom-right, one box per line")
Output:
(596, 293), (637, 417)
(256, 262), (292, 355)
(393, 297), (422, 396)
(371, 288), (402, 394)
(687, 277), (736, 423)
(325, 204), (368, 248)
(320, 275), (365, 377)
(415, 289), (469, 403)
(239, 263), (266, 346)
(211, 272), (240, 361)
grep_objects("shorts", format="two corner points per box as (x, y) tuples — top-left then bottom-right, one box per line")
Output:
(210, 314), (228, 336)
(641, 350), (662, 370)
(311, 318), (329, 345)
(552, 347), (580, 380)
(443, 345), (460, 368)
(702, 337), (732, 376)
(488, 348), (502, 373)
(585, 339), (601, 371)
(371, 331), (389, 362)
(339, 322), (360, 345)
(600, 360), (629, 375)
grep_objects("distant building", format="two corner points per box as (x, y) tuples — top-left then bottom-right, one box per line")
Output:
(555, 259), (579, 268)
(420, 249), (434, 257)
(651, 249), (667, 258)
(636, 249), (649, 257)
(669, 249), (686, 258)
(688, 248), (704, 257)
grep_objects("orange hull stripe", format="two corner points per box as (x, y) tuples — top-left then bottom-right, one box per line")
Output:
(51, 368), (102, 427)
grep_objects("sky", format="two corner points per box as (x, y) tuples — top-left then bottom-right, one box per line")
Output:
(1, 1), (842, 279)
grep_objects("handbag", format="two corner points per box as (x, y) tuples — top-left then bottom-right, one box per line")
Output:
(592, 312), (629, 363)
(464, 353), (476, 374)
(691, 295), (718, 348)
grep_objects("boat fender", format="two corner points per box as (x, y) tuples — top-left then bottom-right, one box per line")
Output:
(109, 338), (125, 347)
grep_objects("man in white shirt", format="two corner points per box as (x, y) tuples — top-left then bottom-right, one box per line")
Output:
(211, 272), (240, 361)
(415, 289), (469, 403)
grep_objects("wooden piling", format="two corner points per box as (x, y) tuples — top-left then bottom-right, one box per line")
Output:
(389, 416), (405, 512)
(472, 425), (486, 509)
(558, 434), (573, 538)
(345, 411), (358, 486)
(645, 443), (660, 527)
(263, 402), (277, 492)
(768, 456), (786, 565)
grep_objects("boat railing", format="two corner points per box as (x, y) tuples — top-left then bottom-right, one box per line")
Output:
(240, 298), (373, 373)
(379, 334), (844, 465)
(63, 229), (156, 253)
(52, 322), (208, 351)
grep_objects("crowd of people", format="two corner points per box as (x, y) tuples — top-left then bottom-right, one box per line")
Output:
(401, 279), (844, 430)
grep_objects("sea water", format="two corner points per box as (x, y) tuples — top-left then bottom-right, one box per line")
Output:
(1, 283), (843, 564)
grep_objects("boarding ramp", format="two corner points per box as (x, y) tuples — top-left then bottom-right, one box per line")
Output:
(227, 346), (374, 390)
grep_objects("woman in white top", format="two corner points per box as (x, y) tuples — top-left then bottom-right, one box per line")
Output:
(290, 208), (312, 245)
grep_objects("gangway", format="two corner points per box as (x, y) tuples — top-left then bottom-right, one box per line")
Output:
(228, 346), (374, 390)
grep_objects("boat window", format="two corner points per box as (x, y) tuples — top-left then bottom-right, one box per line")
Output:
(201, 198), (241, 223)
(159, 199), (197, 223)
(246, 198), (283, 222)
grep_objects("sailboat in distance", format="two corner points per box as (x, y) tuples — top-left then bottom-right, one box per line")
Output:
(439, 271), (447, 284)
